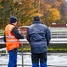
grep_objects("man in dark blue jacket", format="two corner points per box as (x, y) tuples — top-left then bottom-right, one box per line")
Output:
(26, 16), (51, 67)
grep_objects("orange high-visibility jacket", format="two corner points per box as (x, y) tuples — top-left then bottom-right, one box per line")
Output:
(5, 24), (20, 51)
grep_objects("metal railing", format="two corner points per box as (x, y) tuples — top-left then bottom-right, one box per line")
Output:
(0, 48), (67, 67)
(0, 44), (27, 67)
(0, 27), (67, 67)
(0, 45), (47, 67)
(0, 43), (67, 67)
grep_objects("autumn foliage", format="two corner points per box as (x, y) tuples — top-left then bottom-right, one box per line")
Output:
(0, 0), (66, 29)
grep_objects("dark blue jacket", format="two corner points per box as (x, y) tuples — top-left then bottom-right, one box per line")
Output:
(26, 21), (51, 53)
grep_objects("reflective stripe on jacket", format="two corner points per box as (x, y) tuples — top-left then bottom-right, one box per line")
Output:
(5, 24), (20, 51)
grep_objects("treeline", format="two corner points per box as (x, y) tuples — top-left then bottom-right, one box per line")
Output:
(0, 0), (67, 29)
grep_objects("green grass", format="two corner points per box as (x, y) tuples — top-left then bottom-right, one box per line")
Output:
(18, 44), (67, 53)
(0, 30), (4, 36)
(48, 48), (67, 53)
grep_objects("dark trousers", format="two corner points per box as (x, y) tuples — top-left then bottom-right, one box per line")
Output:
(31, 52), (47, 64)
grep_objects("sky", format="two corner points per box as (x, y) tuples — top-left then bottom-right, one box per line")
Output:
(65, 0), (67, 2)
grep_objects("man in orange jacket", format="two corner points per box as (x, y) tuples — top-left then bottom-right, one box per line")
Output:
(4, 16), (24, 67)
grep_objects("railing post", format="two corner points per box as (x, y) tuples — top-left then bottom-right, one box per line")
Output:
(21, 44), (23, 67)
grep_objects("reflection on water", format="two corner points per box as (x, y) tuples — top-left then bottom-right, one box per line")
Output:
(0, 53), (67, 67)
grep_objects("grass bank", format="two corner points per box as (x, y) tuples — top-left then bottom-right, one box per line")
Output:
(18, 44), (67, 53)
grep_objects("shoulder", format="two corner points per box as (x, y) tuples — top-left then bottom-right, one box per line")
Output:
(28, 24), (35, 29)
(40, 24), (47, 28)
(41, 24), (50, 31)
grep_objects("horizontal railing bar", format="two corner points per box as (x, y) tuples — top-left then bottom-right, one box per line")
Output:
(0, 53), (22, 54)
(0, 64), (22, 66)
(1, 37), (67, 44)
(0, 64), (66, 67)
(0, 53), (52, 55)
(0, 53), (31, 55)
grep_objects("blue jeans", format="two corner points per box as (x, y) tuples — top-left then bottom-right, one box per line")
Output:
(8, 48), (18, 67)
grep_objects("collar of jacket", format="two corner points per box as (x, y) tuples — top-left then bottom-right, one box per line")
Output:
(9, 23), (16, 26)
(33, 21), (41, 24)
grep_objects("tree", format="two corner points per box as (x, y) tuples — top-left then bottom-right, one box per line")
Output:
(49, 8), (61, 24)
(0, 0), (13, 29)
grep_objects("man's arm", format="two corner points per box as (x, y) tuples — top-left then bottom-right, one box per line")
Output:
(26, 28), (30, 42)
(3, 34), (6, 42)
(45, 27), (51, 46)
(12, 27), (24, 39)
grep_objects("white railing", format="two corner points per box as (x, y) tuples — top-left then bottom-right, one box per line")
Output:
(19, 38), (67, 44)
(0, 37), (67, 45)
(0, 46), (52, 67)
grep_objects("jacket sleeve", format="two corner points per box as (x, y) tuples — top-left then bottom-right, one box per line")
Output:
(26, 28), (30, 42)
(3, 33), (6, 42)
(12, 27), (24, 39)
(45, 27), (51, 46)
